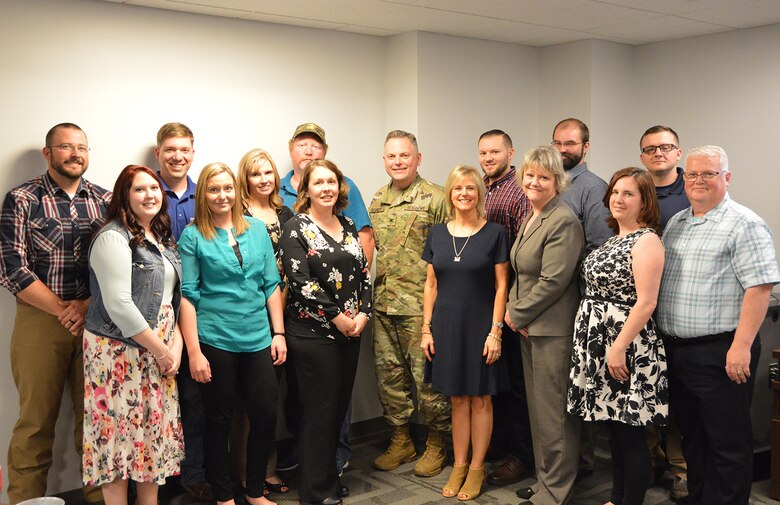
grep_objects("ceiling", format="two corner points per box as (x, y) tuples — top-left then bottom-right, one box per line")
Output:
(98, 0), (780, 46)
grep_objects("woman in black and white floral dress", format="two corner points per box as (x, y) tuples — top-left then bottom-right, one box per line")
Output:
(567, 167), (668, 505)
(280, 159), (372, 505)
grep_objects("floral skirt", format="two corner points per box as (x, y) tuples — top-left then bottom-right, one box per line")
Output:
(82, 305), (184, 486)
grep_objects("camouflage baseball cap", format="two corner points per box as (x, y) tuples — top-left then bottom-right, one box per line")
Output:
(291, 122), (326, 144)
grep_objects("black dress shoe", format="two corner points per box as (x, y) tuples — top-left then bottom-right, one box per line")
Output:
(337, 484), (349, 498)
(304, 498), (342, 505)
(516, 486), (535, 499)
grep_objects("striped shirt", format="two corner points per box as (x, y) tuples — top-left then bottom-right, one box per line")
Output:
(484, 166), (531, 246)
(656, 197), (780, 338)
(0, 173), (111, 299)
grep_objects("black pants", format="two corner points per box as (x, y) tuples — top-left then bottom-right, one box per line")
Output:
(490, 326), (534, 468)
(177, 352), (207, 486)
(605, 421), (650, 505)
(667, 333), (760, 505)
(287, 335), (360, 502)
(199, 343), (278, 501)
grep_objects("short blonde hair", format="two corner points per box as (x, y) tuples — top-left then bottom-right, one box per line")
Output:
(519, 146), (570, 193)
(236, 148), (283, 211)
(192, 163), (249, 240)
(443, 165), (486, 220)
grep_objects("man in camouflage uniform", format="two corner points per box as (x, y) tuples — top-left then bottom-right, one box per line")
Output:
(369, 130), (451, 477)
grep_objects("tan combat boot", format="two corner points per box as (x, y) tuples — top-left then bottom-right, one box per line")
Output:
(414, 429), (447, 477)
(373, 425), (417, 471)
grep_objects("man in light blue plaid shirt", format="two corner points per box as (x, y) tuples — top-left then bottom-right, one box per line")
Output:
(657, 145), (780, 505)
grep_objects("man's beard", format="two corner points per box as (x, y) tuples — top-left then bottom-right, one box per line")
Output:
(561, 149), (583, 171)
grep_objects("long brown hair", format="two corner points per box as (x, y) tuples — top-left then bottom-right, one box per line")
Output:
(293, 159), (349, 214)
(106, 165), (175, 248)
(603, 167), (662, 235)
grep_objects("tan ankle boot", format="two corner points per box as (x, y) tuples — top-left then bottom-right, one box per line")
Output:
(442, 464), (469, 497)
(373, 425), (416, 471)
(457, 466), (485, 501)
(414, 429), (447, 477)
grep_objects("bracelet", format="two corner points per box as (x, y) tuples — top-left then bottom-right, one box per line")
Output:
(154, 347), (170, 360)
(423, 319), (432, 327)
(491, 321), (504, 329)
(273, 332), (286, 338)
(422, 329), (432, 335)
(488, 333), (502, 342)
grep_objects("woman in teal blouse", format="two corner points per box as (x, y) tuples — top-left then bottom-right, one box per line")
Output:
(178, 162), (286, 505)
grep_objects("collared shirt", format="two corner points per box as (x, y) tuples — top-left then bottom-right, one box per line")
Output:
(484, 166), (531, 246)
(279, 170), (372, 231)
(559, 162), (613, 256)
(159, 173), (196, 240)
(369, 175), (446, 315)
(656, 167), (690, 228)
(0, 173), (111, 299)
(656, 197), (780, 338)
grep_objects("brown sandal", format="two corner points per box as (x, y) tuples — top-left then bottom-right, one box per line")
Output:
(442, 463), (469, 498)
(457, 466), (485, 501)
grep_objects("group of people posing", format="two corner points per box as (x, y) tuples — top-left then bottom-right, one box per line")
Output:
(0, 118), (777, 505)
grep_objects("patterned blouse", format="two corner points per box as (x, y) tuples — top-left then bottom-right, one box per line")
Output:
(280, 213), (372, 341)
(245, 205), (294, 277)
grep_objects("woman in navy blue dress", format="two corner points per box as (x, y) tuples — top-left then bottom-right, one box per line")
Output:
(421, 165), (509, 501)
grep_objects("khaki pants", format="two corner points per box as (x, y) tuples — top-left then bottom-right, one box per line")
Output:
(7, 304), (102, 504)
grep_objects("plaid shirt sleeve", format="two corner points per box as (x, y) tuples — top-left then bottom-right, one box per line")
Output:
(0, 189), (37, 295)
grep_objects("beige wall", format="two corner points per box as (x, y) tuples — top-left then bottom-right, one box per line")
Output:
(1, 0), (779, 499)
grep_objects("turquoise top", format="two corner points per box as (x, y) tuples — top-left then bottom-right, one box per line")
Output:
(179, 216), (280, 352)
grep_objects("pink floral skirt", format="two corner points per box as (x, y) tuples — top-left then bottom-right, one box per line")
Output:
(82, 305), (184, 485)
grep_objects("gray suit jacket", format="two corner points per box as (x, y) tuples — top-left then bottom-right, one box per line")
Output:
(507, 195), (584, 336)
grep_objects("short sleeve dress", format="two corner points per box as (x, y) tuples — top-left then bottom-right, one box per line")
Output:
(567, 228), (668, 426)
(422, 221), (509, 396)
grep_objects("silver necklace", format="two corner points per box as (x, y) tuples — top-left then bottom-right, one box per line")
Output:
(451, 224), (476, 262)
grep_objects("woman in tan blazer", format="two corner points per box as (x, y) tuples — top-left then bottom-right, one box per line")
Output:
(505, 146), (584, 505)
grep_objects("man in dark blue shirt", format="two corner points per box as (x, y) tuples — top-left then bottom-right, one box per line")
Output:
(155, 122), (210, 501)
(639, 124), (689, 502)
(640, 125), (690, 228)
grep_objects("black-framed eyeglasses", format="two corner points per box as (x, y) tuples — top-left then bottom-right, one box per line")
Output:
(641, 144), (677, 155)
(683, 171), (721, 181)
(551, 141), (583, 149)
(49, 143), (90, 154)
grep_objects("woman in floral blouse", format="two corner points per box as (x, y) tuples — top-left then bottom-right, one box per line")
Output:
(280, 159), (372, 505)
(234, 148), (294, 496)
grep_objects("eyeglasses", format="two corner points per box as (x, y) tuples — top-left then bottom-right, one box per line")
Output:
(50, 143), (90, 154)
(641, 144), (677, 155)
(683, 171), (721, 181)
(551, 141), (583, 149)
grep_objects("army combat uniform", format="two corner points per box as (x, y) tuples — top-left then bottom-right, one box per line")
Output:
(369, 174), (451, 476)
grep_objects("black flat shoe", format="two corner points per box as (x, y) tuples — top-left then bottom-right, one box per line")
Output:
(304, 498), (342, 505)
(264, 479), (290, 494)
(516, 486), (535, 499)
(337, 484), (349, 498)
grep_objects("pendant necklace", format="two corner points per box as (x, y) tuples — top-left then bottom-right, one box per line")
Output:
(451, 223), (476, 262)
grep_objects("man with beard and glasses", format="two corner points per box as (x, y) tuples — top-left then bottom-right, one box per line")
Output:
(551, 118), (612, 256)
(476, 130), (534, 488)
(0, 123), (111, 505)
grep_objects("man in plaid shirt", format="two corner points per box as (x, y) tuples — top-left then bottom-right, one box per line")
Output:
(0, 123), (110, 505)
(477, 129), (534, 487)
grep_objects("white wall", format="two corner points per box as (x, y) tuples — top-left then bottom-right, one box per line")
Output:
(2, 0), (780, 500)
(632, 24), (780, 252)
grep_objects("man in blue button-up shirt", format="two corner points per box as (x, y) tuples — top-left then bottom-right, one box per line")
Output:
(154, 122), (211, 501)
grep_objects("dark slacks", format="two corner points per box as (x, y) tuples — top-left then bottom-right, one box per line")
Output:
(667, 333), (759, 505)
(490, 326), (534, 468)
(605, 421), (650, 505)
(199, 343), (278, 501)
(177, 352), (207, 486)
(287, 334), (360, 503)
